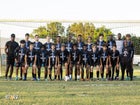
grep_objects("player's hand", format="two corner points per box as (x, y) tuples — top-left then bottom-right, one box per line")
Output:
(109, 64), (112, 67)
(33, 64), (36, 68)
(25, 64), (28, 68)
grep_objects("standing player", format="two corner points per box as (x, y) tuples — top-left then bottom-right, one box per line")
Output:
(109, 45), (120, 80)
(89, 44), (100, 80)
(115, 33), (124, 79)
(25, 42), (37, 81)
(121, 41), (133, 81)
(44, 36), (52, 52)
(87, 37), (93, 52)
(76, 35), (84, 52)
(5, 34), (19, 80)
(100, 44), (109, 80)
(48, 44), (58, 80)
(80, 44), (89, 81)
(124, 34), (134, 80)
(96, 33), (106, 51)
(25, 33), (31, 49)
(107, 34), (116, 79)
(38, 45), (49, 81)
(15, 40), (26, 80)
(69, 44), (81, 80)
(57, 44), (69, 81)
(34, 35), (42, 81)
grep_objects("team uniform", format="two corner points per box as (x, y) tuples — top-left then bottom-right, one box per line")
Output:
(76, 42), (84, 52)
(70, 49), (81, 80)
(121, 45), (134, 80)
(107, 39), (116, 51)
(15, 46), (26, 80)
(100, 49), (109, 80)
(80, 49), (90, 80)
(109, 49), (120, 80)
(65, 42), (73, 53)
(48, 49), (58, 80)
(25, 40), (31, 49)
(87, 43), (92, 52)
(96, 40), (106, 51)
(38, 49), (49, 80)
(44, 42), (52, 51)
(25, 48), (37, 80)
(89, 48), (100, 80)
(58, 50), (69, 80)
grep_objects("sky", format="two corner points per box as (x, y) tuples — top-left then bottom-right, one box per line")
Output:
(0, 0), (140, 38)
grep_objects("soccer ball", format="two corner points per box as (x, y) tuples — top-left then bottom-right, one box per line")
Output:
(64, 76), (70, 81)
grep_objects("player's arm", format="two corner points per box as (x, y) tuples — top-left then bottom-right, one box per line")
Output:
(33, 55), (37, 66)
(5, 42), (8, 55)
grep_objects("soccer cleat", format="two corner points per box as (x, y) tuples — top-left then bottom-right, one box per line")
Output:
(15, 77), (18, 81)
(19, 77), (22, 80)
(37, 78), (40, 81)
(45, 79), (48, 82)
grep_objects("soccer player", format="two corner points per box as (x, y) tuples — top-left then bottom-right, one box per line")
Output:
(100, 43), (109, 80)
(5, 34), (19, 80)
(107, 34), (116, 51)
(34, 35), (42, 81)
(89, 44), (100, 80)
(116, 33), (124, 79)
(15, 40), (26, 80)
(96, 33), (106, 51)
(80, 44), (89, 81)
(25, 33), (31, 49)
(57, 44), (69, 81)
(121, 41), (133, 81)
(65, 35), (73, 53)
(69, 44), (81, 80)
(25, 42), (37, 81)
(38, 45), (49, 81)
(76, 35), (84, 52)
(48, 44), (58, 80)
(44, 36), (52, 52)
(109, 45), (120, 80)
(124, 34), (134, 80)
(87, 37), (93, 52)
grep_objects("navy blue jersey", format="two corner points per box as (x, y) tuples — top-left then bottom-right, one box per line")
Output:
(39, 50), (49, 63)
(58, 50), (69, 64)
(49, 50), (57, 65)
(89, 49), (100, 65)
(107, 40), (116, 50)
(76, 42), (84, 51)
(5, 41), (19, 57)
(56, 43), (61, 51)
(96, 40), (106, 51)
(15, 47), (26, 63)
(25, 40), (31, 49)
(81, 49), (89, 64)
(124, 40), (134, 58)
(100, 49), (109, 64)
(70, 49), (81, 63)
(121, 46), (133, 61)
(65, 42), (73, 53)
(110, 50), (120, 63)
(44, 42), (52, 51)
(26, 49), (37, 63)
(87, 43), (92, 52)
(34, 41), (42, 53)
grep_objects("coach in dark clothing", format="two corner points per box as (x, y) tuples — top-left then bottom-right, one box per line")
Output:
(5, 34), (19, 80)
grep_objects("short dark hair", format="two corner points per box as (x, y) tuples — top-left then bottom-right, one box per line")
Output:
(35, 35), (39, 37)
(30, 42), (34, 45)
(20, 40), (25, 44)
(25, 33), (30, 36)
(11, 33), (15, 37)
(99, 33), (104, 37)
(126, 34), (131, 37)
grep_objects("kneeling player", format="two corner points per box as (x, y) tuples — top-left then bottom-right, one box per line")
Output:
(109, 45), (120, 80)
(48, 44), (58, 80)
(57, 44), (69, 81)
(25, 42), (37, 81)
(100, 44), (109, 80)
(89, 44), (100, 80)
(15, 40), (26, 80)
(38, 45), (49, 81)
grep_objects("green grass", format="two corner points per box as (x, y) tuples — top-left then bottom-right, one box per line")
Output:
(0, 66), (140, 105)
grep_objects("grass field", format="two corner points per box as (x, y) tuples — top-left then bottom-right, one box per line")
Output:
(0, 66), (140, 105)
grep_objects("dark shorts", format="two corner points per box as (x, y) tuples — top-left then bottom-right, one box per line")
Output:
(6, 57), (15, 66)
(16, 62), (25, 67)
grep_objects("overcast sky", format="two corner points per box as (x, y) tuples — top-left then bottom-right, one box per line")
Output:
(0, 0), (140, 38)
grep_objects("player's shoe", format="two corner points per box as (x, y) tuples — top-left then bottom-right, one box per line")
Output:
(15, 76), (18, 81)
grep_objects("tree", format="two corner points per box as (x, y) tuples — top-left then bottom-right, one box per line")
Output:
(32, 26), (48, 38)
(47, 22), (65, 40)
